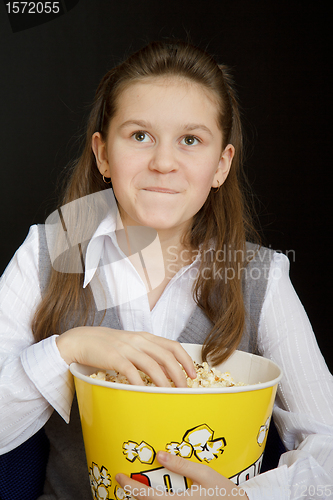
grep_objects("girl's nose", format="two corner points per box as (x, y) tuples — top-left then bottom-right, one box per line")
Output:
(148, 143), (178, 173)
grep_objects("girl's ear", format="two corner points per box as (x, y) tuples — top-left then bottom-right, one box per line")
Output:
(212, 143), (235, 188)
(92, 132), (111, 177)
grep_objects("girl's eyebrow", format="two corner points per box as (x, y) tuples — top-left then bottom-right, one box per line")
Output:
(183, 123), (213, 137)
(119, 120), (152, 130)
(119, 120), (213, 137)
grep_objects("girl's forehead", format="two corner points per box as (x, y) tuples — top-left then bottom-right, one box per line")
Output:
(117, 75), (218, 104)
(112, 76), (221, 128)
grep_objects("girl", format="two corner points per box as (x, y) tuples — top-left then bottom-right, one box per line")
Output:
(0, 41), (332, 500)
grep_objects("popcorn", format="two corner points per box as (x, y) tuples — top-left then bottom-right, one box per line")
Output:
(90, 369), (156, 386)
(187, 362), (245, 388)
(90, 361), (246, 388)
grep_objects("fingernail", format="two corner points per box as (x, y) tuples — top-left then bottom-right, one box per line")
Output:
(157, 451), (169, 462)
(115, 474), (121, 482)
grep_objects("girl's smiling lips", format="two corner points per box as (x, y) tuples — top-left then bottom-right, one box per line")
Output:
(143, 187), (179, 194)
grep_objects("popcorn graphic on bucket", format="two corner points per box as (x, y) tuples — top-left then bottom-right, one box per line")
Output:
(165, 424), (226, 462)
(123, 441), (156, 464)
(70, 345), (282, 499)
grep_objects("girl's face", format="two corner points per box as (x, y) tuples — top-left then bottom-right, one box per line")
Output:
(92, 77), (234, 235)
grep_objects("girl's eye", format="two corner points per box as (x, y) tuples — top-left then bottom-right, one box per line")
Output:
(133, 131), (151, 142)
(181, 135), (199, 146)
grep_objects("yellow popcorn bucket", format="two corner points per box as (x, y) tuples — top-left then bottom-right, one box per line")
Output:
(70, 345), (282, 498)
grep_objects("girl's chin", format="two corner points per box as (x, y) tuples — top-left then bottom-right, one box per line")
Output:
(122, 212), (190, 232)
(118, 203), (194, 232)
(135, 219), (182, 231)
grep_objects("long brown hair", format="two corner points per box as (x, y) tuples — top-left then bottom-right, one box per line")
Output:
(32, 40), (258, 365)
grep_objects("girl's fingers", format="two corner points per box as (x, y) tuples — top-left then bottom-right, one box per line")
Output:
(115, 473), (157, 500)
(107, 355), (146, 386)
(86, 334), (178, 387)
(59, 326), (196, 387)
(155, 453), (248, 499)
(109, 331), (195, 387)
(156, 451), (221, 486)
(110, 349), (173, 387)
(137, 333), (197, 380)
(125, 340), (188, 387)
(116, 453), (214, 492)
(116, 454), (248, 500)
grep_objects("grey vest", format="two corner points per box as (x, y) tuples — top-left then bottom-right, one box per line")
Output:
(36, 225), (273, 500)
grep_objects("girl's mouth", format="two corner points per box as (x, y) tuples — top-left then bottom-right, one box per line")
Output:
(143, 187), (178, 194)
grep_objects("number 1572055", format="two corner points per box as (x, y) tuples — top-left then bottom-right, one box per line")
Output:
(5, 2), (60, 14)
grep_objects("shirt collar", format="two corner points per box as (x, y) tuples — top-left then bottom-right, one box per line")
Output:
(82, 213), (216, 289)
(83, 212), (120, 288)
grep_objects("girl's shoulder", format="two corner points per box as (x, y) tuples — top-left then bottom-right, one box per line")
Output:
(0, 224), (40, 298)
(242, 242), (291, 307)
(242, 243), (282, 313)
(1, 225), (40, 278)
(245, 241), (275, 264)
(245, 242), (291, 276)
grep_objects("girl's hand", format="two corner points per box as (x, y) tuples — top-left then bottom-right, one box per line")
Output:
(116, 451), (249, 500)
(56, 326), (196, 387)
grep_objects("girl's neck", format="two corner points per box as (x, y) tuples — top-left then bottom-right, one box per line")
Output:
(116, 218), (195, 308)
(144, 229), (195, 311)
(116, 211), (194, 269)
(157, 226), (194, 277)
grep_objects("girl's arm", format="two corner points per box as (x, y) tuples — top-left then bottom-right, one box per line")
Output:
(0, 226), (73, 453)
(241, 252), (333, 500)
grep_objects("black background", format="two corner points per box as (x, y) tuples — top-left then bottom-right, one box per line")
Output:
(1, 0), (332, 370)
